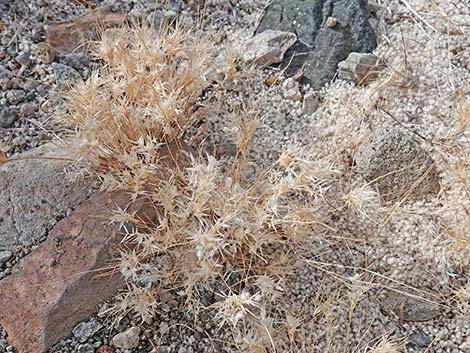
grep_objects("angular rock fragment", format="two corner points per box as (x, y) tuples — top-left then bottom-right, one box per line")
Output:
(380, 291), (441, 322)
(0, 191), (129, 353)
(72, 319), (103, 343)
(337, 52), (385, 85)
(355, 127), (440, 202)
(52, 62), (83, 88)
(302, 92), (321, 115)
(0, 106), (18, 128)
(111, 326), (141, 349)
(45, 7), (125, 53)
(243, 30), (297, 67)
(0, 250), (12, 265)
(256, 0), (376, 88)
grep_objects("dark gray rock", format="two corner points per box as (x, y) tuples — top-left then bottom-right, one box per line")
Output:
(61, 53), (89, 71)
(408, 331), (432, 348)
(0, 250), (12, 265)
(0, 107), (19, 128)
(256, 0), (376, 88)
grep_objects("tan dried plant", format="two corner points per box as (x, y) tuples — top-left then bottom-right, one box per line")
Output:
(58, 19), (343, 351)
(60, 18), (446, 351)
(60, 21), (215, 193)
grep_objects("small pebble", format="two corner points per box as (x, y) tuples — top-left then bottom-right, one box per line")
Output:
(20, 102), (37, 116)
(76, 343), (95, 353)
(15, 51), (31, 66)
(111, 326), (141, 349)
(326, 16), (337, 27)
(6, 89), (26, 105)
(72, 319), (102, 343)
(408, 331), (432, 348)
(97, 345), (115, 353)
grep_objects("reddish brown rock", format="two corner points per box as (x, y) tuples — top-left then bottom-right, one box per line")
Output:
(0, 191), (130, 353)
(45, 7), (125, 53)
(0, 139), (189, 353)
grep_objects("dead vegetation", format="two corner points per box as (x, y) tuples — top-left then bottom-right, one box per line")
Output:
(59, 3), (470, 351)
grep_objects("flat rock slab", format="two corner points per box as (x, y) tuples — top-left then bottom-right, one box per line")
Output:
(355, 126), (440, 203)
(242, 30), (297, 67)
(337, 52), (385, 85)
(0, 191), (129, 353)
(256, 0), (376, 88)
(0, 142), (94, 253)
(379, 291), (441, 322)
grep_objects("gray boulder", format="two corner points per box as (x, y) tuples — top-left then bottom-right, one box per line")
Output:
(256, 0), (376, 88)
(0, 142), (94, 253)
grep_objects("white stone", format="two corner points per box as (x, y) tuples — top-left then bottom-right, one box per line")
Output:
(111, 326), (141, 349)
(282, 78), (301, 101)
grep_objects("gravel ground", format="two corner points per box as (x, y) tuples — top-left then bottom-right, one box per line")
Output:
(1, 0), (470, 352)
(0, 0), (88, 155)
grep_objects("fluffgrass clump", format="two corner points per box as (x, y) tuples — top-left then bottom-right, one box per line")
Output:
(58, 11), (470, 352)
(60, 20), (338, 351)
(61, 22), (215, 193)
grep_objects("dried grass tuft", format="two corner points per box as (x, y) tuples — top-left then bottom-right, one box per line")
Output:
(58, 4), (470, 350)
(60, 19), (338, 351)
(60, 22), (215, 193)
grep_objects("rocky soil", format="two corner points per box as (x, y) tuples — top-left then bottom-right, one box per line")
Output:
(1, 0), (470, 353)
